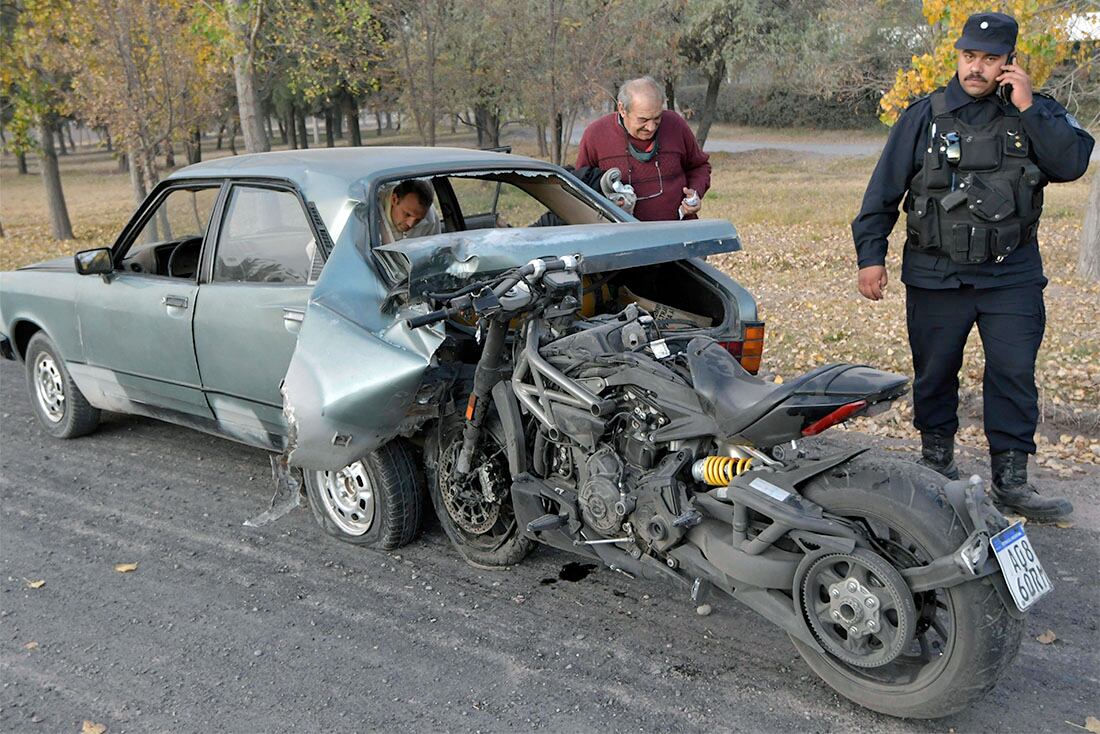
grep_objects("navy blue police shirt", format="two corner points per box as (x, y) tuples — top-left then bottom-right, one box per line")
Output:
(852, 75), (1094, 289)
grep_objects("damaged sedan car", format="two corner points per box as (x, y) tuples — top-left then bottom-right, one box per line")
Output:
(1, 146), (1039, 718)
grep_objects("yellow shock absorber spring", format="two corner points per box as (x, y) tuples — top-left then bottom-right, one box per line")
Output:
(693, 456), (753, 486)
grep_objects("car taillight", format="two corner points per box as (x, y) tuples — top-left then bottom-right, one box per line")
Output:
(720, 321), (765, 374)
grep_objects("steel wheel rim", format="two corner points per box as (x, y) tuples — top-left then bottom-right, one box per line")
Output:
(314, 461), (375, 535)
(33, 353), (66, 423)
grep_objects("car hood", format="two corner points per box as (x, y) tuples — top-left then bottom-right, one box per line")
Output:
(376, 219), (741, 297)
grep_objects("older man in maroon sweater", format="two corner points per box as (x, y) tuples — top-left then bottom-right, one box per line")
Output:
(576, 76), (711, 221)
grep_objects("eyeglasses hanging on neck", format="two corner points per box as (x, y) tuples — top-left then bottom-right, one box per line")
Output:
(627, 159), (664, 201)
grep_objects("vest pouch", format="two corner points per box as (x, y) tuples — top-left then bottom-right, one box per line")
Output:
(1004, 129), (1029, 158)
(967, 227), (991, 264)
(1016, 163), (1044, 220)
(949, 224), (973, 263)
(990, 223), (1021, 262)
(957, 134), (1001, 171)
(967, 175), (1015, 223)
(905, 195), (939, 250)
(922, 151), (952, 189)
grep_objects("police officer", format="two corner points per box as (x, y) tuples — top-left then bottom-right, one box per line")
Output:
(852, 12), (1094, 521)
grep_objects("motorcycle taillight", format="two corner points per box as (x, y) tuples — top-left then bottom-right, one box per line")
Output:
(720, 321), (765, 374)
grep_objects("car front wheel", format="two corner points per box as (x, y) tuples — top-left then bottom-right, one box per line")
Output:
(304, 439), (424, 550)
(24, 332), (101, 439)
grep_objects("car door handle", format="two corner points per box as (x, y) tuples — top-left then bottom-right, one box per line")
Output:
(162, 295), (189, 309)
(283, 308), (305, 333)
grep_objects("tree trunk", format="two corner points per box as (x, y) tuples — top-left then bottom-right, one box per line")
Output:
(375, 109), (383, 136)
(551, 112), (564, 165)
(694, 59), (725, 149)
(264, 114), (275, 146)
(117, 152), (128, 173)
(216, 121), (225, 150)
(334, 108), (344, 138)
(665, 77), (676, 112)
(536, 123), (547, 157)
(186, 127), (202, 164)
(103, 126), (113, 153)
(65, 122), (76, 151)
(296, 110), (309, 149)
(16, 152), (28, 174)
(385, 111), (392, 130)
(324, 110), (335, 147)
(39, 119), (74, 239)
(127, 144), (147, 205)
(287, 107), (298, 149)
(345, 94), (362, 147)
(163, 140), (175, 168)
(474, 104), (500, 149)
(227, 0), (270, 153)
(228, 119), (239, 155)
(1079, 170), (1100, 282)
(56, 125), (68, 155)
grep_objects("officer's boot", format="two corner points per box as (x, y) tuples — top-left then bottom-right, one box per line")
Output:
(989, 449), (1073, 522)
(916, 432), (959, 480)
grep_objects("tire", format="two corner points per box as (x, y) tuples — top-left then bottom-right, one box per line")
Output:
(304, 439), (424, 550)
(24, 332), (101, 439)
(791, 454), (1024, 719)
(425, 416), (533, 568)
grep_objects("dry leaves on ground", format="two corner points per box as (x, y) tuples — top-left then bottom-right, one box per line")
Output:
(24, 579), (45, 589)
(113, 562), (138, 573)
(81, 721), (107, 734)
(1036, 629), (1058, 644)
(23, 641), (38, 650)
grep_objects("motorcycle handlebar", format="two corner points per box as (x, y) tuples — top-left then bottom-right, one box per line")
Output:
(405, 255), (579, 330)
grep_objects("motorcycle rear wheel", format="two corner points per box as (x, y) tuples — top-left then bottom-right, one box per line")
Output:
(792, 454), (1024, 719)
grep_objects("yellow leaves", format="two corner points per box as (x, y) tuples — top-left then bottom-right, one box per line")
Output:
(1036, 629), (1057, 644)
(25, 579), (46, 589)
(81, 721), (107, 734)
(1085, 716), (1100, 734)
(114, 562), (139, 573)
(24, 641), (39, 650)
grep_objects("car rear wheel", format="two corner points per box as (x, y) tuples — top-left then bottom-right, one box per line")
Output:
(304, 439), (424, 550)
(24, 332), (100, 439)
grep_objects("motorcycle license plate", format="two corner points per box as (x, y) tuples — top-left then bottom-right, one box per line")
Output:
(990, 523), (1052, 611)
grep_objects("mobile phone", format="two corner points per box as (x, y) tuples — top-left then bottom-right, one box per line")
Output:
(999, 52), (1017, 105)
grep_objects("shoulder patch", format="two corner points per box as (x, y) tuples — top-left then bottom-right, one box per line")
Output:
(1065, 112), (1083, 130)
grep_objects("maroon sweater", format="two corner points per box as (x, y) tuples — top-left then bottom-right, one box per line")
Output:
(575, 111), (711, 221)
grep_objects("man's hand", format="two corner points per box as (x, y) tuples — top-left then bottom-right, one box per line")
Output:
(679, 187), (702, 217)
(858, 265), (888, 301)
(996, 63), (1034, 112)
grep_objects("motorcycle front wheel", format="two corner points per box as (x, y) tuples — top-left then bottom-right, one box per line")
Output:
(426, 416), (533, 568)
(792, 454), (1024, 719)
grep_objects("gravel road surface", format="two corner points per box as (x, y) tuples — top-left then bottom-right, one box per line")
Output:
(1, 358), (1097, 733)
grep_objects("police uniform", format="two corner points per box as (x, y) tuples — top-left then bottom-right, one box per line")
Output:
(852, 12), (1094, 519)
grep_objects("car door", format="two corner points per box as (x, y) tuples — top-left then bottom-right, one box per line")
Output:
(192, 182), (320, 446)
(76, 183), (223, 421)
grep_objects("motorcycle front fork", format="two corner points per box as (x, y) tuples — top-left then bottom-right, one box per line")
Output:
(455, 317), (509, 476)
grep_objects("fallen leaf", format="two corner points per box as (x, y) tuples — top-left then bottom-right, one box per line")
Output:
(1055, 520), (1075, 529)
(1004, 515), (1028, 526)
(23, 641), (38, 650)
(113, 563), (138, 573)
(1036, 629), (1057, 645)
(25, 579), (45, 589)
(81, 721), (106, 734)
(773, 375), (784, 384)
(1086, 716), (1100, 734)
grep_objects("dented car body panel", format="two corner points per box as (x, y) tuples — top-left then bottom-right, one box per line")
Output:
(0, 146), (759, 472)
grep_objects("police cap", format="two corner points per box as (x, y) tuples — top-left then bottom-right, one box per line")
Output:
(954, 12), (1018, 56)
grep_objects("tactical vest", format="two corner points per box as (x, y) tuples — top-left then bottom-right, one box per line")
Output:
(906, 91), (1044, 265)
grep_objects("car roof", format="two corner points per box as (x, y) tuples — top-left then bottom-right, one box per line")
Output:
(166, 146), (560, 192)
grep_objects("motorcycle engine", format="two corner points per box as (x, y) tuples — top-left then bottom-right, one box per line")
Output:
(579, 448), (629, 536)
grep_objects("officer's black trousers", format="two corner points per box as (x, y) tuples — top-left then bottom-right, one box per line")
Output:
(905, 282), (1045, 455)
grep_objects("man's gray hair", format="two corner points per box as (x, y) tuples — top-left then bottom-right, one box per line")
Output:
(617, 77), (666, 113)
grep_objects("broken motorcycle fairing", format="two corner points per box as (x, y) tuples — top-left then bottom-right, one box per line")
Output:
(282, 218), (741, 470)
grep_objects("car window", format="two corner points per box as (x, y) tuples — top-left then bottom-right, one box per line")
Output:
(446, 172), (612, 230)
(213, 186), (315, 284)
(133, 187), (219, 246)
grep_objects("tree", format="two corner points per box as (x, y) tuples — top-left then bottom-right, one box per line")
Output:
(1081, 171), (1100, 282)
(382, 0), (454, 146)
(66, 0), (224, 202)
(0, 0), (75, 239)
(880, 0), (1081, 124)
(226, 0), (270, 153)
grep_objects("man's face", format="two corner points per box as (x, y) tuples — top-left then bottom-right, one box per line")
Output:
(390, 192), (428, 232)
(957, 49), (1009, 97)
(618, 94), (663, 140)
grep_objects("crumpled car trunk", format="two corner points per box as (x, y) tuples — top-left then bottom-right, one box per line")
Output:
(282, 218), (740, 470)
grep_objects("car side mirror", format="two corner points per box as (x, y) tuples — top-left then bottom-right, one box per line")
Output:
(74, 248), (114, 276)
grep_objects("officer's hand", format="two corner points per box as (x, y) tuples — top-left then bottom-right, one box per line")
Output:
(858, 265), (888, 301)
(996, 63), (1034, 112)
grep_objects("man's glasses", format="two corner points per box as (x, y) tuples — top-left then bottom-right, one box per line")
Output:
(627, 159), (664, 201)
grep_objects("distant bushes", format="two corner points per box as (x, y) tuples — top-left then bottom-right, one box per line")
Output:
(677, 83), (883, 130)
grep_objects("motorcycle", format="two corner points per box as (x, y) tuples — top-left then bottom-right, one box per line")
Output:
(407, 254), (1042, 719)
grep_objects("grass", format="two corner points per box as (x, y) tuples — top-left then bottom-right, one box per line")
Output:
(2, 128), (1097, 467)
